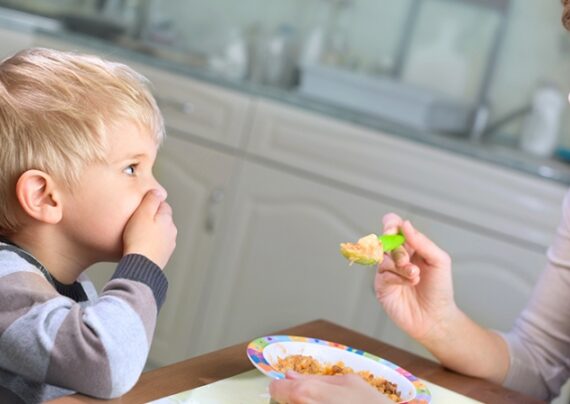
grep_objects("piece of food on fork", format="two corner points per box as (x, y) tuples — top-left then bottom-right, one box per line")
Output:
(340, 233), (405, 266)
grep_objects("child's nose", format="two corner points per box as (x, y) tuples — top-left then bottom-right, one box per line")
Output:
(150, 178), (167, 199)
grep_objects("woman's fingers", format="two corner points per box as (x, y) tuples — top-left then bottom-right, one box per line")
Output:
(284, 371), (361, 385)
(379, 244), (418, 281)
(270, 373), (395, 404)
(401, 220), (450, 267)
(382, 213), (403, 235)
(269, 377), (327, 404)
(377, 266), (420, 286)
(390, 246), (410, 267)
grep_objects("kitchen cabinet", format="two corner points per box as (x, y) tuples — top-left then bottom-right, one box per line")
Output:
(226, 98), (567, 358)
(145, 134), (242, 368)
(194, 159), (410, 355)
(132, 64), (252, 150)
(246, 99), (566, 250)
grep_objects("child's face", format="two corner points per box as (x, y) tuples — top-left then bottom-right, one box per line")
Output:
(60, 120), (165, 263)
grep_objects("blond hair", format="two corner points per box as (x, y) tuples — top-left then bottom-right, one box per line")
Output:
(564, 0), (570, 30)
(0, 47), (164, 235)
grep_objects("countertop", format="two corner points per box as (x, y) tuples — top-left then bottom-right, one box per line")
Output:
(6, 15), (570, 186)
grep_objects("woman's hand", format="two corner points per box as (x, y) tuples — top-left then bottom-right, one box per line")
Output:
(375, 213), (511, 383)
(375, 213), (458, 342)
(269, 371), (394, 404)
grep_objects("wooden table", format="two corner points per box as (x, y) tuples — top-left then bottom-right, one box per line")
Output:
(49, 319), (544, 404)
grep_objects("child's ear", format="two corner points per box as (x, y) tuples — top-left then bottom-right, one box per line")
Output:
(15, 170), (63, 224)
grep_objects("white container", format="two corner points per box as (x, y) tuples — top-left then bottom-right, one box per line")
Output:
(299, 63), (474, 134)
(255, 24), (298, 88)
(519, 84), (565, 157)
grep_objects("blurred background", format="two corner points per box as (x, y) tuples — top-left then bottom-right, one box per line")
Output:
(1, 0), (570, 157)
(2, 1), (570, 402)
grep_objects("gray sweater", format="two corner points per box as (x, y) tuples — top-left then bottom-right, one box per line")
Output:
(0, 241), (168, 403)
(500, 190), (570, 400)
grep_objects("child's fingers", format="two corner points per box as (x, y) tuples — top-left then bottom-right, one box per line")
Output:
(137, 189), (166, 217)
(156, 200), (173, 218)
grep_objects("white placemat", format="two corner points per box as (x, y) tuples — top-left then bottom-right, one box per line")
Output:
(148, 369), (482, 403)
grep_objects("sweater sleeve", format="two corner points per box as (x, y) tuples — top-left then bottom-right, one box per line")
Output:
(0, 253), (168, 399)
(498, 190), (570, 400)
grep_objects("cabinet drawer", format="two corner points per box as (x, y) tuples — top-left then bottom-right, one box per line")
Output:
(247, 99), (567, 249)
(133, 64), (252, 149)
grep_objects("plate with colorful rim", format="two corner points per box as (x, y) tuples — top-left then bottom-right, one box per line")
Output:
(247, 335), (431, 404)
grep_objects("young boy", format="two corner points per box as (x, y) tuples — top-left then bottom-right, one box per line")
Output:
(0, 47), (177, 402)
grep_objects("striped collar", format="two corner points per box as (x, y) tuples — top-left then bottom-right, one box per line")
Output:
(0, 239), (88, 302)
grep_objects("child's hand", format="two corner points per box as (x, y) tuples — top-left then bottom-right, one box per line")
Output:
(375, 213), (458, 343)
(123, 189), (177, 269)
(269, 371), (394, 404)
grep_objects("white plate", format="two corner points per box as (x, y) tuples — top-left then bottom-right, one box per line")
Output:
(247, 335), (431, 403)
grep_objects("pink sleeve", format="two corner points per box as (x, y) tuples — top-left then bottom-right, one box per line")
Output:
(499, 189), (570, 400)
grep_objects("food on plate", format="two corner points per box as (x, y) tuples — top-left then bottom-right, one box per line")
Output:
(275, 354), (401, 402)
(340, 233), (383, 266)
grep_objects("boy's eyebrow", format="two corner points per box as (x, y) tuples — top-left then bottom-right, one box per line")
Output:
(109, 153), (149, 164)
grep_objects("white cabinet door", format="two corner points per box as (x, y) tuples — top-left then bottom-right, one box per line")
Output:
(196, 160), (410, 354)
(146, 134), (240, 367)
(408, 212), (547, 333)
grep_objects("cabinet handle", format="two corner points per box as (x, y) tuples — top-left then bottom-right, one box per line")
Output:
(155, 95), (195, 115)
(204, 188), (225, 233)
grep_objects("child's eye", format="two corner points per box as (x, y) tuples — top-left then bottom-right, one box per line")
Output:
(123, 164), (137, 176)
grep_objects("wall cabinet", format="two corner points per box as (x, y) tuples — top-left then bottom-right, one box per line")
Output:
(195, 160), (409, 355)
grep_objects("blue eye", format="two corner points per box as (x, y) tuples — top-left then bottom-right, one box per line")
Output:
(124, 164), (137, 176)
